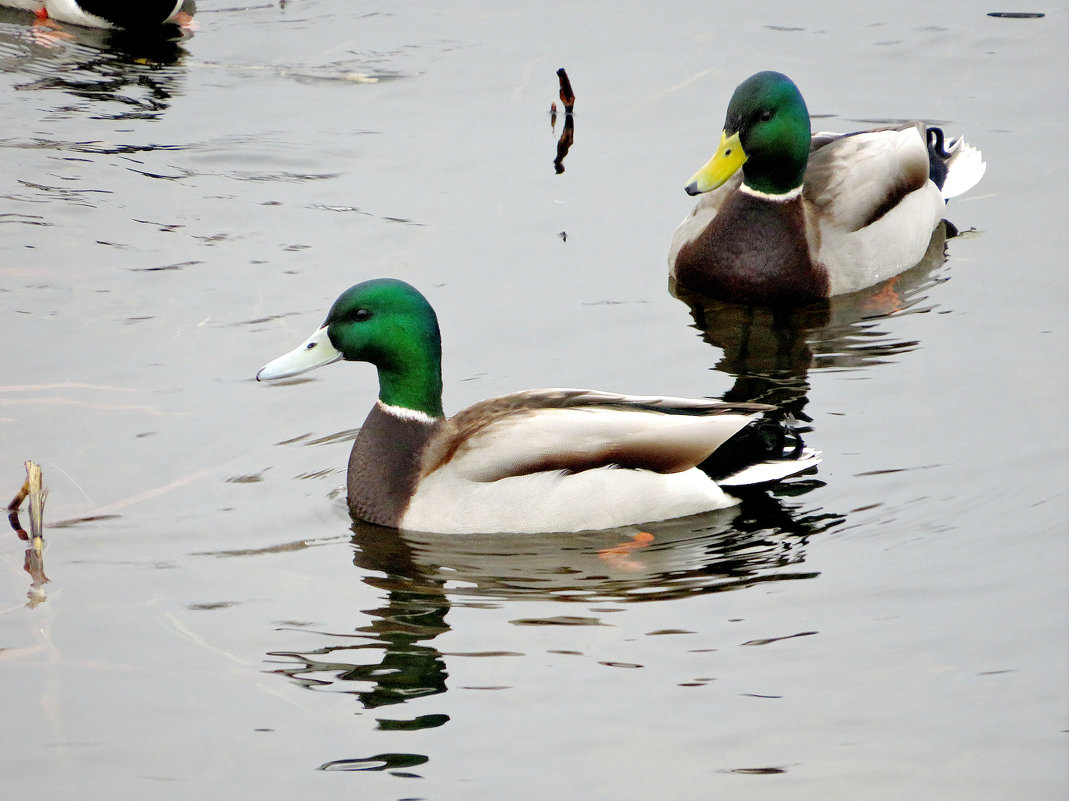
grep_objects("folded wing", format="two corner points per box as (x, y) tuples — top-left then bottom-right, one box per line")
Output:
(804, 124), (932, 232)
(430, 389), (771, 482)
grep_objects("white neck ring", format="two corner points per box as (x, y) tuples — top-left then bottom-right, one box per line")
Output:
(740, 184), (803, 202)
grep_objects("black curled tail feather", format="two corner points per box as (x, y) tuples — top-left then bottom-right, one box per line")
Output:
(700, 418), (805, 482)
(926, 127), (950, 190)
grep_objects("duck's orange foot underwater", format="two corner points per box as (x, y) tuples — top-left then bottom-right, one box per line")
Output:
(598, 531), (655, 571)
(31, 10), (75, 44)
(864, 275), (904, 314)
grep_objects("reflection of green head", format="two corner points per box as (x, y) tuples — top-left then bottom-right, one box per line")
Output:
(725, 71), (812, 195)
(324, 279), (444, 417)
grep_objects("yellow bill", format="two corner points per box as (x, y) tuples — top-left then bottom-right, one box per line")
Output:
(684, 130), (747, 195)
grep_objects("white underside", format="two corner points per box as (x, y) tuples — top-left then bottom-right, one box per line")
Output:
(399, 465), (740, 535)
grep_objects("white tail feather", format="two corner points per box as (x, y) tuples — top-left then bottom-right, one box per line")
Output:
(941, 137), (987, 200)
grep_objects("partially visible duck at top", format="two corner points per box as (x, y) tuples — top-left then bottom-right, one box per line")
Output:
(32, 0), (194, 29)
(0, 1), (43, 12)
(669, 71), (986, 305)
(256, 278), (820, 535)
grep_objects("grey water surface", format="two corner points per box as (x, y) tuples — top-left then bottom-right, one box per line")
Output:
(1, 2), (1066, 799)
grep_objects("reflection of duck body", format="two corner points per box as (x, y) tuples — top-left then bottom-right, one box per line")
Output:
(351, 492), (837, 604)
(257, 279), (820, 534)
(675, 221), (954, 416)
(9, 0), (195, 28)
(669, 71), (986, 304)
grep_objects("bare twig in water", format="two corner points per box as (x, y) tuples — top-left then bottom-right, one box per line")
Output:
(8, 460), (45, 539)
(556, 67), (575, 112)
(8, 460), (49, 603)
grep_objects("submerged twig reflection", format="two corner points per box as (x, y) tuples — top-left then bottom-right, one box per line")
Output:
(554, 112), (574, 174)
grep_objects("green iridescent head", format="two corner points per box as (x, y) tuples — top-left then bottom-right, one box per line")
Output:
(686, 71), (812, 197)
(258, 278), (444, 418)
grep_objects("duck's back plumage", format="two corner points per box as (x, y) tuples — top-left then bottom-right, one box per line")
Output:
(804, 124), (933, 232)
(802, 124), (948, 295)
(430, 389), (766, 480)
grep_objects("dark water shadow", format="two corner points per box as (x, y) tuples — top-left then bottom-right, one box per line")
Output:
(265, 487), (842, 776)
(671, 221), (956, 417)
(0, 8), (189, 120)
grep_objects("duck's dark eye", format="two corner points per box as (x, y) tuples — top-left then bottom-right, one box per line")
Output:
(352, 308), (372, 322)
(759, 109), (773, 122)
